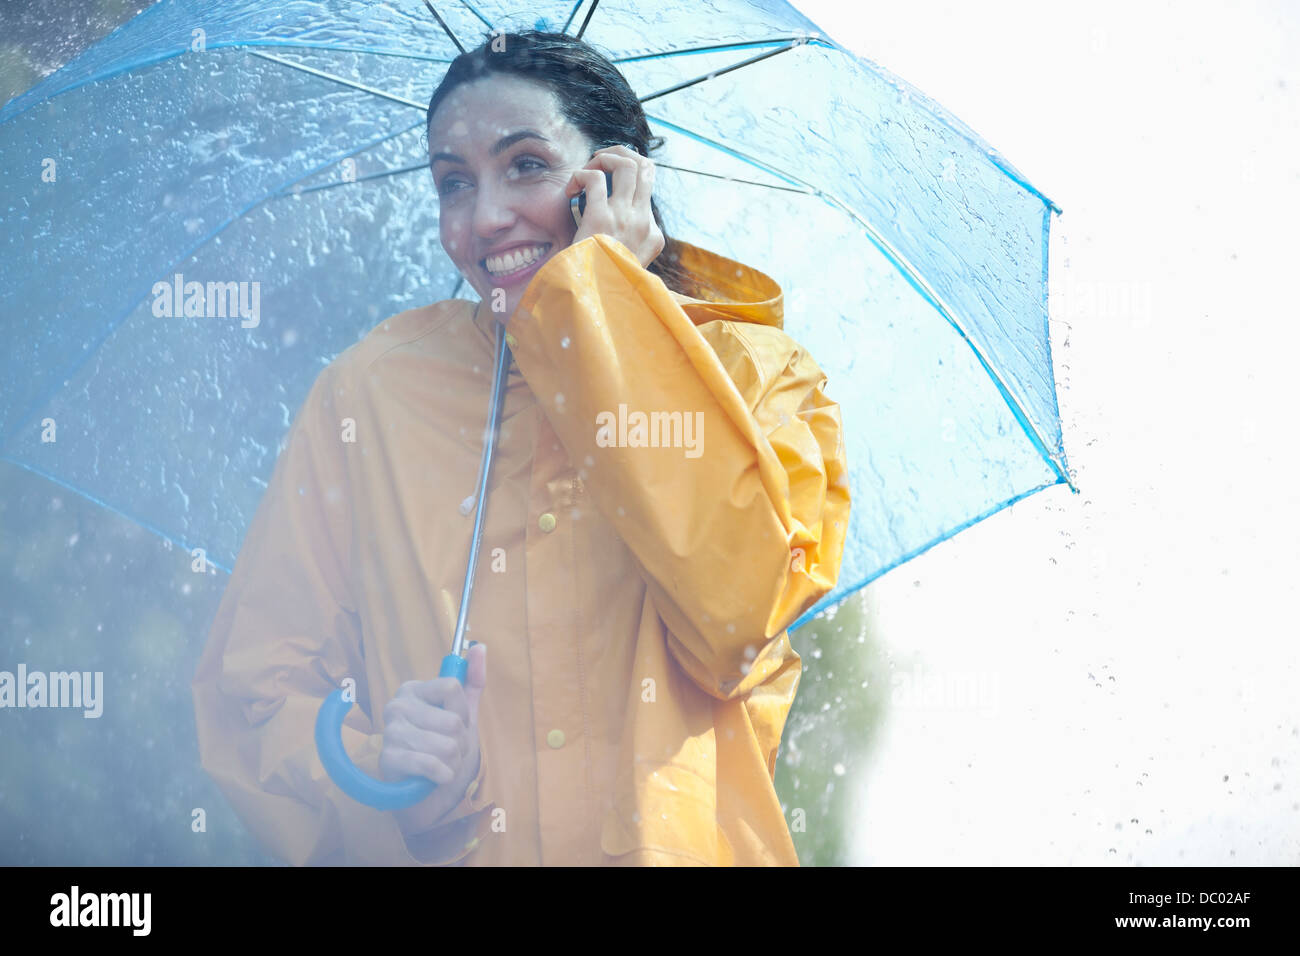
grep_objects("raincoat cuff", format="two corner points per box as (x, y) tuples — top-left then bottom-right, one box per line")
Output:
(442, 743), (492, 823)
(397, 746), (494, 866)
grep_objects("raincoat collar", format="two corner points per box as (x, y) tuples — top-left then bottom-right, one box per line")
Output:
(469, 238), (783, 346)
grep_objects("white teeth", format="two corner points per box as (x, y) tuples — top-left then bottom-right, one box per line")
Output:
(484, 244), (548, 276)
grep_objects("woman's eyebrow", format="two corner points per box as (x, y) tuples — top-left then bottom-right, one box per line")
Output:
(431, 129), (551, 166)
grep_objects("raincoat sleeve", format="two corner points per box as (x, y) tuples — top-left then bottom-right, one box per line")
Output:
(191, 357), (493, 866)
(510, 234), (850, 702)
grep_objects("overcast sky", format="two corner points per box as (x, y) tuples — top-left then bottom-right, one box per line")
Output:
(792, 0), (1300, 864)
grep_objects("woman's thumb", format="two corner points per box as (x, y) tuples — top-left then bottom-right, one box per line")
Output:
(465, 641), (487, 724)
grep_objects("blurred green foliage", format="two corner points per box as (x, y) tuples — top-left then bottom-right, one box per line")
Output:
(0, 460), (274, 865)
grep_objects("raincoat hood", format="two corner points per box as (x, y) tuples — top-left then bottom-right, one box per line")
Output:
(664, 239), (786, 332)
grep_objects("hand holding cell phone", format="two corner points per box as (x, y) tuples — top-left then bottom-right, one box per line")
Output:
(566, 144), (665, 269)
(571, 170), (615, 228)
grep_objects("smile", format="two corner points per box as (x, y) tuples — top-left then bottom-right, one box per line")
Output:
(481, 243), (551, 278)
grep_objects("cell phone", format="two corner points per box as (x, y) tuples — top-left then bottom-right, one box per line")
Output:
(571, 170), (615, 228)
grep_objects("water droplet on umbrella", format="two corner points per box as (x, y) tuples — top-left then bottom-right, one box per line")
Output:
(561, 336), (571, 348)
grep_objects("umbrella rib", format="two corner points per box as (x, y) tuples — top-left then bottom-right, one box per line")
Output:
(456, 0), (495, 30)
(275, 155), (815, 200)
(788, 472), (1068, 631)
(0, 455), (236, 574)
(638, 40), (803, 104)
(645, 113), (807, 189)
(820, 187), (1075, 489)
(561, 0), (585, 34)
(273, 160), (431, 198)
(653, 162), (814, 195)
(647, 114), (1075, 492)
(422, 1), (465, 54)
(613, 37), (830, 64)
(575, 0), (601, 40)
(247, 50), (426, 110)
(1, 118), (427, 450)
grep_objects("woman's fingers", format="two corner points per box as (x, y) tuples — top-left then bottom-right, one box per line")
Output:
(602, 153), (639, 205)
(386, 719), (463, 765)
(566, 167), (607, 202)
(634, 157), (655, 209)
(569, 147), (662, 267)
(408, 675), (470, 725)
(380, 746), (455, 786)
(585, 148), (643, 206)
(385, 693), (462, 733)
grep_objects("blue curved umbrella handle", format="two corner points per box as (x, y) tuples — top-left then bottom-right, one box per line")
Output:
(314, 653), (469, 811)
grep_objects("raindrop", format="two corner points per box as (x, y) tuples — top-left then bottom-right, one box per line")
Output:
(561, 336), (571, 348)
(833, 763), (845, 776)
(555, 392), (565, 408)
(458, 495), (475, 516)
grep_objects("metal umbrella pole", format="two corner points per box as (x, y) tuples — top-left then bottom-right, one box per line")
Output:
(315, 320), (512, 810)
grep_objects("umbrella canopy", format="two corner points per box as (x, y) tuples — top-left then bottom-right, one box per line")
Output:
(0, 0), (1072, 629)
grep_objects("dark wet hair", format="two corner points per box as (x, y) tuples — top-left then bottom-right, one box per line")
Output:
(426, 30), (699, 299)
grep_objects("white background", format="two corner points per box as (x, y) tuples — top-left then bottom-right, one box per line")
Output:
(793, 0), (1299, 864)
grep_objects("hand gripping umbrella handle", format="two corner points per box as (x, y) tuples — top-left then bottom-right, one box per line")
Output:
(314, 652), (469, 811)
(313, 320), (510, 812)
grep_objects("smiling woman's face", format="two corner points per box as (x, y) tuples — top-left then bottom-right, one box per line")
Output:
(429, 74), (594, 321)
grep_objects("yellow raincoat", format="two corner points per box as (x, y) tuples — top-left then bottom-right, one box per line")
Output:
(193, 233), (849, 865)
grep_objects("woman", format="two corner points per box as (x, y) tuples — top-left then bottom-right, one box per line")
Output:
(192, 30), (849, 866)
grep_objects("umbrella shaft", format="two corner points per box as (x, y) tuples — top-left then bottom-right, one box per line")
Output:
(451, 319), (511, 658)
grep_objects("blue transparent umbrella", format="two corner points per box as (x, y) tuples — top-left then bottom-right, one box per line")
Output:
(0, 0), (1073, 806)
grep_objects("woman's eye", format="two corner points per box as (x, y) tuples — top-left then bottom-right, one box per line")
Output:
(513, 155), (547, 175)
(438, 178), (467, 196)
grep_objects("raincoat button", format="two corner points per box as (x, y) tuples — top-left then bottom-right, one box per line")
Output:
(504, 332), (518, 350)
(538, 512), (557, 533)
(546, 729), (565, 749)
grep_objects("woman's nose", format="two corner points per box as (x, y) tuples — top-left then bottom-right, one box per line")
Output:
(472, 181), (517, 237)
